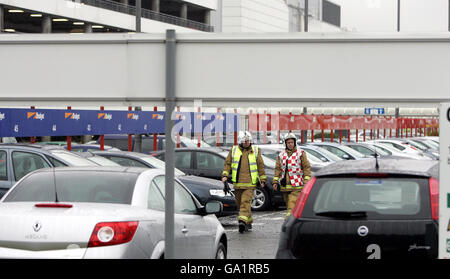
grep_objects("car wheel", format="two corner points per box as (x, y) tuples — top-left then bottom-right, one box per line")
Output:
(215, 242), (227, 259)
(252, 187), (270, 211)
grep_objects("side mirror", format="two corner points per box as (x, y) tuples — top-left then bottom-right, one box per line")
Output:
(199, 201), (223, 216)
(342, 154), (350, 160)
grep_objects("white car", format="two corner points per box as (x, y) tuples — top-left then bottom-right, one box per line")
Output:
(0, 167), (227, 259)
(365, 141), (430, 160)
(369, 139), (426, 157)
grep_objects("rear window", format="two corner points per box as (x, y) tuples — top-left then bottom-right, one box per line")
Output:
(3, 170), (138, 204)
(304, 177), (430, 220)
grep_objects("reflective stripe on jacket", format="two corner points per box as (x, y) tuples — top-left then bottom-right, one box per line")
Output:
(231, 145), (258, 185)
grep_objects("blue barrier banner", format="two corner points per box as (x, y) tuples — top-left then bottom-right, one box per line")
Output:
(0, 108), (238, 137)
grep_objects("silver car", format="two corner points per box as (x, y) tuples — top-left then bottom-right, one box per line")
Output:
(0, 167), (227, 259)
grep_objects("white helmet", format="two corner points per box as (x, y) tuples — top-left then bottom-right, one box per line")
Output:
(284, 133), (297, 146)
(238, 131), (253, 143)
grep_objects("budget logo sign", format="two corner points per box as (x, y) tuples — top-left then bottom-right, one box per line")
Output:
(27, 112), (45, 120)
(65, 112), (81, 120)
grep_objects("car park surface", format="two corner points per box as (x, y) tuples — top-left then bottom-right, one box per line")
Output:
(276, 158), (439, 259)
(0, 167), (227, 259)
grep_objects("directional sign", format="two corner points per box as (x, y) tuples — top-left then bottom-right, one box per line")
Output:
(364, 108), (385, 115)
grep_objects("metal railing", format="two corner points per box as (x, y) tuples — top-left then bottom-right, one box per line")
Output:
(80, 0), (214, 32)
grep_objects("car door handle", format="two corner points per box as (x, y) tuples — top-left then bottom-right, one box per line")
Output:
(182, 227), (189, 234)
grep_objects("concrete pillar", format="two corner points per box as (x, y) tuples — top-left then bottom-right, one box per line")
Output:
(152, 0), (160, 12)
(84, 23), (92, 33)
(0, 6), (4, 32)
(42, 15), (52, 33)
(180, 3), (187, 19)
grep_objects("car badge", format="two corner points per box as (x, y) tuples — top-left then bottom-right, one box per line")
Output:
(357, 225), (369, 237)
(33, 221), (42, 232)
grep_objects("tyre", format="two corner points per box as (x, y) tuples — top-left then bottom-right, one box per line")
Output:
(251, 187), (270, 211)
(215, 242), (227, 259)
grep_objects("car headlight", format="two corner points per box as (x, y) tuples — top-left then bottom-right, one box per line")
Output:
(209, 189), (227, 197)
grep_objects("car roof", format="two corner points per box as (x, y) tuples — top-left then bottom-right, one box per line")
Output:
(315, 158), (438, 178)
(33, 165), (156, 175)
(0, 143), (64, 152)
(153, 147), (228, 154)
(91, 150), (151, 158)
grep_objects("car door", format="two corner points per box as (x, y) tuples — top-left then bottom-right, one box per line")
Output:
(150, 175), (214, 258)
(149, 175), (190, 258)
(173, 179), (215, 258)
(173, 151), (194, 175)
(11, 151), (52, 182)
(0, 150), (12, 197)
(193, 151), (224, 180)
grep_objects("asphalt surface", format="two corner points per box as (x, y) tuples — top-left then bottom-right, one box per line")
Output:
(219, 209), (286, 259)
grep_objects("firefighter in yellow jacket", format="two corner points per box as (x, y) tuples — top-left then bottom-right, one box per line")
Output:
(273, 133), (311, 218)
(222, 131), (266, 233)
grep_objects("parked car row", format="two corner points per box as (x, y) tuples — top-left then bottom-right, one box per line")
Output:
(0, 133), (441, 259)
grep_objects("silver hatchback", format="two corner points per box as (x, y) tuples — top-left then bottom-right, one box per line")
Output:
(0, 167), (227, 259)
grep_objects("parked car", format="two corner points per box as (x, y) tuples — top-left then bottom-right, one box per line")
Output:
(364, 141), (428, 160)
(343, 142), (391, 158)
(0, 144), (98, 198)
(307, 142), (368, 160)
(153, 147), (284, 211)
(91, 150), (237, 216)
(0, 167), (227, 259)
(368, 139), (431, 160)
(68, 144), (121, 153)
(277, 158), (439, 259)
(91, 134), (210, 154)
(408, 137), (439, 151)
(401, 139), (439, 160)
(77, 152), (121, 166)
(298, 144), (343, 163)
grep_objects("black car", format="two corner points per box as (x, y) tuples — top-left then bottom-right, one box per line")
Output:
(91, 150), (237, 216)
(277, 158), (439, 259)
(153, 147), (284, 211)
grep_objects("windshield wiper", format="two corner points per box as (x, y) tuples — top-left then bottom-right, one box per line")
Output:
(315, 211), (367, 218)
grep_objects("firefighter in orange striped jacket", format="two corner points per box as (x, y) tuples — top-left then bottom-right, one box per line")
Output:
(273, 133), (311, 218)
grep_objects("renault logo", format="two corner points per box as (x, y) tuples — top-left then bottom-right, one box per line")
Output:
(357, 226), (369, 237)
(33, 221), (42, 232)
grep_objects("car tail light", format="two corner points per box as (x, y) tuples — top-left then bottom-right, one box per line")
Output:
(292, 177), (317, 218)
(428, 177), (439, 221)
(35, 203), (73, 208)
(88, 221), (139, 247)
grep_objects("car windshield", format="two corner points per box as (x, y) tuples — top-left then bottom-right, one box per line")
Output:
(140, 156), (185, 176)
(3, 170), (138, 204)
(301, 146), (343, 162)
(311, 177), (425, 219)
(50, 150), (99, 166)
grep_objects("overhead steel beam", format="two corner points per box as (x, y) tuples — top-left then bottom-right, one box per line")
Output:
(0, 33), (450, 107)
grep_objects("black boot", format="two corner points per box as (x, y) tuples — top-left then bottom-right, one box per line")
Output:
(238, 220), (246, 233)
